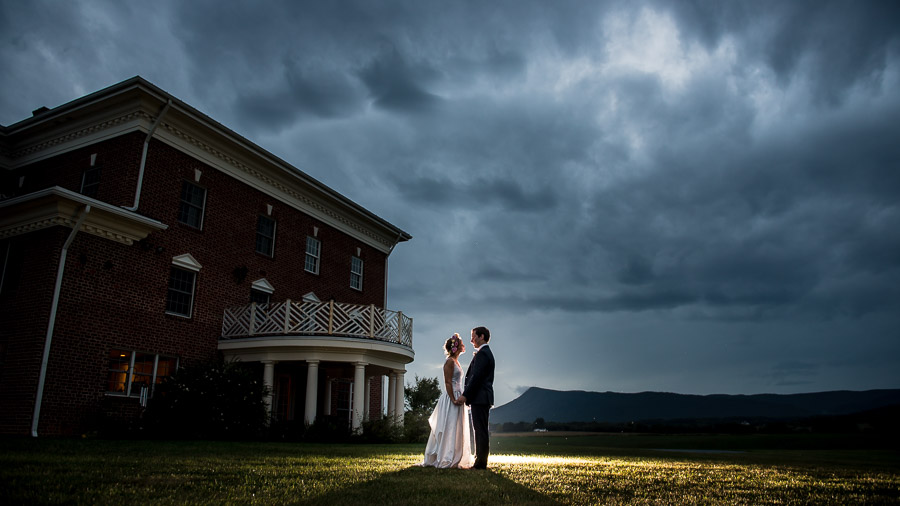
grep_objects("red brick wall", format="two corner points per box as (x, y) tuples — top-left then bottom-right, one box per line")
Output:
(4, 133), (144, 206)
(0, 229), (65, 434)
(0, 131), (392, 435)
(368, 375), (384, 420)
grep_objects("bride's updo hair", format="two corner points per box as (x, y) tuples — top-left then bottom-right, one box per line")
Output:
(444, 333), (463, 357)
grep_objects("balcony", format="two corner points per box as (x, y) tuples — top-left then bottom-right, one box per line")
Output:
(221, 299), (413, 349)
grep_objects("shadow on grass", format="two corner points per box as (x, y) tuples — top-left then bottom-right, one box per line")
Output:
(298, 465), (561, 506)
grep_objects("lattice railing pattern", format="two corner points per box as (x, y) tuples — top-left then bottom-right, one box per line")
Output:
(221, 299), (413, 348)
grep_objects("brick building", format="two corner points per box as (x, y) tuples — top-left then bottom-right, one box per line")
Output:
(0, 77), (413, 436)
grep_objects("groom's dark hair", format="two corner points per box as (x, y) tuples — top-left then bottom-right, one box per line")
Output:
(473, 326), (490, 342)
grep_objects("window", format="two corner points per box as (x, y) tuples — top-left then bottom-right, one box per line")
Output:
(107, 349), (178, 398)
(256, 216), (276, 256)
(305, 236), (321, 274)
(250, 289), (271, 305)
(165, 267), (196, 317)
(177, 181), (206, 229)
(350, 256), (364, 291)
(80, 166), (101, 198)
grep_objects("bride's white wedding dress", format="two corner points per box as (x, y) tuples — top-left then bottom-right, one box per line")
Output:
(421, 359), (475, 469)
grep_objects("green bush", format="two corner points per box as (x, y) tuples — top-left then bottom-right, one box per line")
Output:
(357, 415), (404, 443)
(403, 410), (432, 444)
(144, 358), (268, 439)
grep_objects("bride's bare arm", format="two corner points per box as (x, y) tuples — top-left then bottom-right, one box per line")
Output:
(442, 359), (457, 403)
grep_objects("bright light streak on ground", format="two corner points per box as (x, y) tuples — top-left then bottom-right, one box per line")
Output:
(491, 454), (594, 465)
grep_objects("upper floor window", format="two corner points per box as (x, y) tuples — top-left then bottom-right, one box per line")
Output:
(177, 181), (206, 229)
(350, 256), (364, 291)
(80, 166), (101, 198)
(305, 236), (321, 274)
(256, 216), (276, 257)
(165, 266), (196, 317)
(250, 278), (274, 305)
(250, 288), (271, 305)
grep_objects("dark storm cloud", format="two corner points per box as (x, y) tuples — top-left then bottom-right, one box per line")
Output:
(663, 0), (900, 104)
(235, 62), (365, 131)
(392, 175), (558, 212)
(357, 46), (443, 113)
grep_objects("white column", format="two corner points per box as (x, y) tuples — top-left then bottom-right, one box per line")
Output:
(387, 373), (397, 418)
(393, 370), (405, 425)
(352, 362), (367, 433)
(261, 360), (276, 419)
(304, 360), (319, 425)
(364, 377), (371, 421)
(323, 378), (332, 416)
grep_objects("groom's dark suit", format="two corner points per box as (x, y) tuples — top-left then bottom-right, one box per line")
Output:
(462, 344), (494, 469)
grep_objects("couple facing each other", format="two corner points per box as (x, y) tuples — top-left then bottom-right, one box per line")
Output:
(421, 326), (495, 470)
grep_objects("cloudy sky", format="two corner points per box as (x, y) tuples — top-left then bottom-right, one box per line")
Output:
(3, 0), (899, 406)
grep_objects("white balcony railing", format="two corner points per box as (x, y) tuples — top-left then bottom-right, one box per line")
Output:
(221, 300), (413, 348)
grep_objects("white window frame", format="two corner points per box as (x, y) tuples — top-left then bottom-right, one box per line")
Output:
(165, 267), (196, 317)
(350, 256), (364, 291)
(166, 254), (201, 318)
(305, 236), (321, 274)
(256, 215), (276, 257)
(106, 350), (179, 399)
(80, 166), (101, 198)
(177, 181), (207, 230)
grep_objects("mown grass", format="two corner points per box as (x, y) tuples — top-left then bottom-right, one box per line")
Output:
(1, 433), (897, 504)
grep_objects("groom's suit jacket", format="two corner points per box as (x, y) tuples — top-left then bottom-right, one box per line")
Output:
(463, 345), (495, 406)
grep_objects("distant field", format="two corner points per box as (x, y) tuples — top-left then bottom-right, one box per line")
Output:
(1, 433), (897, 504)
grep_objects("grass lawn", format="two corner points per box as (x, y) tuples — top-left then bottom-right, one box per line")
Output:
(1, 432), (898, 504)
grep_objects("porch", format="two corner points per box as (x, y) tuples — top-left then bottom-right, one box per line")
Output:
(218, 300), (414, 433)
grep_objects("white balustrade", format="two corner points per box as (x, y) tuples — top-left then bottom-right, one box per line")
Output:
(222, 300), (413, 347)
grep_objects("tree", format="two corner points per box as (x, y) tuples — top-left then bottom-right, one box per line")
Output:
(402, 375), (440, 443)
(404, 375), (440, 413)
(534, 417), (546, 430)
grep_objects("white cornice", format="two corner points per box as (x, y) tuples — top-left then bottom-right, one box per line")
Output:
(0, 186), (168, 245)
(7, 111), (149, 166)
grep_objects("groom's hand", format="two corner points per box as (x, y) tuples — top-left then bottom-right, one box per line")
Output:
(456, 395), (466, 405)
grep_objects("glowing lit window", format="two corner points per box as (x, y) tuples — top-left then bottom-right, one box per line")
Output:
(106, 350), (178, 398)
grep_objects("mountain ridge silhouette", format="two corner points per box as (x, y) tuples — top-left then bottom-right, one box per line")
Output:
(490, 387), (900, 424)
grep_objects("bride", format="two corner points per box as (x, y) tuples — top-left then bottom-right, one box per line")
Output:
(420, 333), (475, 469)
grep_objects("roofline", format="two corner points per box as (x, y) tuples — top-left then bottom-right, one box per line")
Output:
(2, 76), (412, 247)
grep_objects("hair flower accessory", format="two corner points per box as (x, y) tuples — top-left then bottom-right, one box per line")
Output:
(445, 333), (463, 356)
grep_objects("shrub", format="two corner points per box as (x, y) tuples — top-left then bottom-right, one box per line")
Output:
(357, 415), (404, 443)
(144, 358), (268, 439)
(403, 410), (432, 444)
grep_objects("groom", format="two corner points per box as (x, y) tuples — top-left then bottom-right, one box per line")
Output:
(456, 326), (494, 470)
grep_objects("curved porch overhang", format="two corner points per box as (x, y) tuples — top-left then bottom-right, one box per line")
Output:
(217, 335), (414, 370)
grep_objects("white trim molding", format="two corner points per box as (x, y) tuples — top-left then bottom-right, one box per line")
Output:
(171, 253), (202, 272)
(0, 186), (167, 245)
(251, 278), (275, 294)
